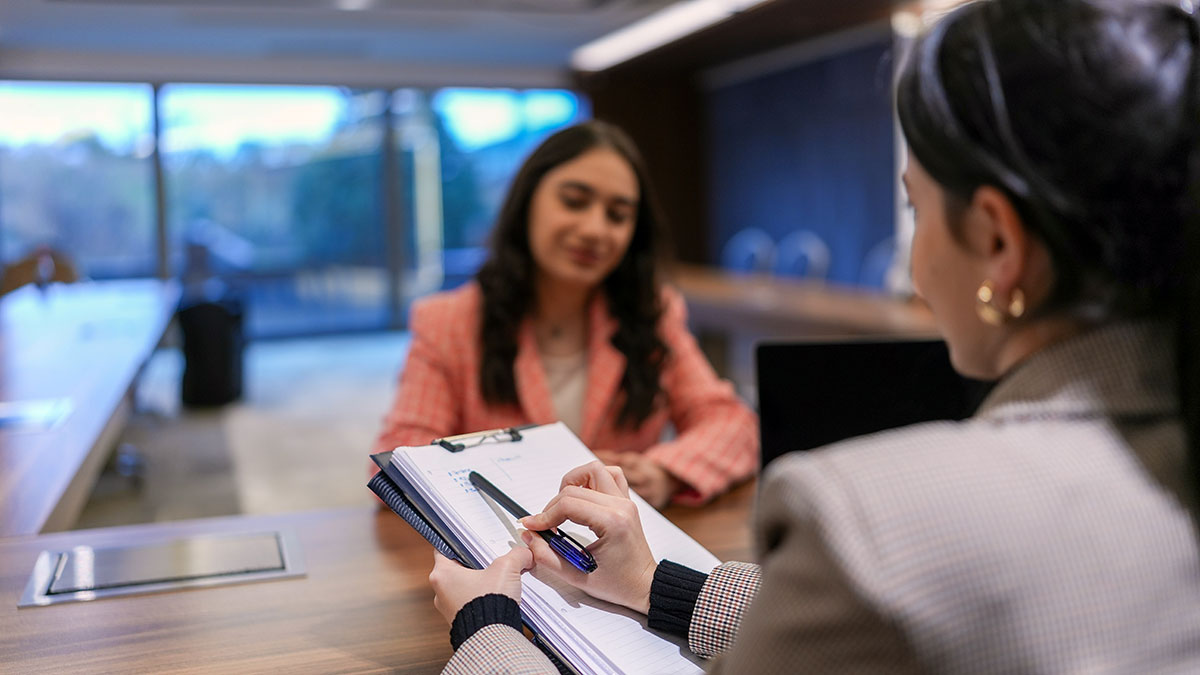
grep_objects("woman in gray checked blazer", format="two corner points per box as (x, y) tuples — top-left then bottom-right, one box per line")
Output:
(426, 0), (1200, 672)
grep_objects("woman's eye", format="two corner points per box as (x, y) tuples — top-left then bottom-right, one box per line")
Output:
(561, 195), (588, 210)
(607, 209), (631, 224)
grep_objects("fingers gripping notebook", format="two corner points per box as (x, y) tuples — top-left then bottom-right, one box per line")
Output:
(368, 422), (720, 675)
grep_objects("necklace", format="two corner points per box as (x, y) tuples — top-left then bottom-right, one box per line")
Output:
(537, 315), (585, 357)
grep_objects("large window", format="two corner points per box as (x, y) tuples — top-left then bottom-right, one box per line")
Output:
(393, 88), (586, 298)
(0, 81), (586, 337)
(0, 82), (156, 278)
(160, 85), (389, 336)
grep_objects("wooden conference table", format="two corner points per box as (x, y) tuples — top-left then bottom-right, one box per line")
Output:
(670, 265), (939, 395)
(671, 264), (935, 338)
(0, 279), (179, 537)
(0, 480), (757, 673)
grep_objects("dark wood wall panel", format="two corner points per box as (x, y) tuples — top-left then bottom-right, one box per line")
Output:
(576, 0), (899, 267)
(584, 75), (708, 264)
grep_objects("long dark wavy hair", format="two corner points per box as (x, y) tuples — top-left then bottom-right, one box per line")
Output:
(474, 121), (669, 428)
(896, 0), (1200, 504)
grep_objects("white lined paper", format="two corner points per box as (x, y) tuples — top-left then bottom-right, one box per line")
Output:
(392, 423), (718, 675)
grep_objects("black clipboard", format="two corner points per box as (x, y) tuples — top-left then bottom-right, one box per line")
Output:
(367, 424), (576, 674)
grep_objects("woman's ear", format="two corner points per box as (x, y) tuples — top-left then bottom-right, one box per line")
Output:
(964, 185), (1031, 297)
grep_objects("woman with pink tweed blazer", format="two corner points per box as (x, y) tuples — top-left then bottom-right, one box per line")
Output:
(373, 121), (756, 507)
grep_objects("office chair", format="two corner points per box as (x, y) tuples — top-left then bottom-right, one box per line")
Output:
(773, 230), (831, 280)
(859, 236), (898, 290)
(719, 228), (775, 273)
(0, 247), (80, 296)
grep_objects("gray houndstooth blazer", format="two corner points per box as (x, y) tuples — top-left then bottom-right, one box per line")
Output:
(443, 321), (1200, 674)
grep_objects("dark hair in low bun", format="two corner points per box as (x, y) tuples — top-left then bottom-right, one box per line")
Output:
(897, 0), (1200, 504)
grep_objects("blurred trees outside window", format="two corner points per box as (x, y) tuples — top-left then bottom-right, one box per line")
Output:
(395, 87), (586, 298)
(0, 82), (156, 279)
(0, 81), (585, 337)
(160, 84), (389, 336)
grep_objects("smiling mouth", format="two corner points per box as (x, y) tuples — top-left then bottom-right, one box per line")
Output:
(568, 248), (601, 266)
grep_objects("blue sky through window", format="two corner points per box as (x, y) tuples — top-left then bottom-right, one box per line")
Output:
(0, 81), (153, 153)
(0, 82), (582, 158)
(433, 88), (581, 151)
(0, 82), (347, 159)
(159, 85), (346, 158)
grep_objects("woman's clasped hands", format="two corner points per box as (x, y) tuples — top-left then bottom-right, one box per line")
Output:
(428, 460), (658, 624)
(592, 450), (682, 509)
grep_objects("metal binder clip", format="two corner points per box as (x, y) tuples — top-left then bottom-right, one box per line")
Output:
(432, 424), (534, 452)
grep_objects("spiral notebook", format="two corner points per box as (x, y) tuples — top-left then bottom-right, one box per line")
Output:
(368, 422), (719, 675)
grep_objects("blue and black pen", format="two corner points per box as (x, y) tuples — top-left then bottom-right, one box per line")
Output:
(468, 471), (598, 574)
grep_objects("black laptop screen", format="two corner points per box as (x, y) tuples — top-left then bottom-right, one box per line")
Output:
(755, 338), (992, 468)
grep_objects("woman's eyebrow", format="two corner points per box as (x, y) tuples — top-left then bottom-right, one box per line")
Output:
(557, 180), (594, 194)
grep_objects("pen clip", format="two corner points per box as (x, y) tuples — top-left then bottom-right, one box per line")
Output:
(546, 529), (597, 574)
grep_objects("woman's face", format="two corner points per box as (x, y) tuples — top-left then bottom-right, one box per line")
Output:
(527, 147), (639, 294)
(905, 152), (998, 379)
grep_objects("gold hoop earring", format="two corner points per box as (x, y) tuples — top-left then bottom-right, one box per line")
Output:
(976, 280), (1025, 326)
(1008, 288), (1026, 319)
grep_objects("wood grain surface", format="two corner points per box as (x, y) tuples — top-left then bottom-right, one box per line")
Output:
(1, 480), (757, 673)
(671, 264), (936, 339)
(670, 264), (939, 393)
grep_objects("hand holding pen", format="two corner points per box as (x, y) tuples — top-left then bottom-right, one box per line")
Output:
(469, 471), (597, 574)
(516, 461), (659, 616)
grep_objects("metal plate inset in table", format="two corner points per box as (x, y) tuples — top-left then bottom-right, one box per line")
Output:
(19, 530), (305, 607)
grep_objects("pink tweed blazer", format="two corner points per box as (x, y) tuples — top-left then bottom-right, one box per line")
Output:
(373, 282), (757, 504)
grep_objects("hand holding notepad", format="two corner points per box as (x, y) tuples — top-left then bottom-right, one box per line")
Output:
(429, 542), (532, 625)
(380, 422), (717, 675)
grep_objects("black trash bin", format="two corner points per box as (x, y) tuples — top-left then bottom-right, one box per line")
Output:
(178, 296), (245, 407)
